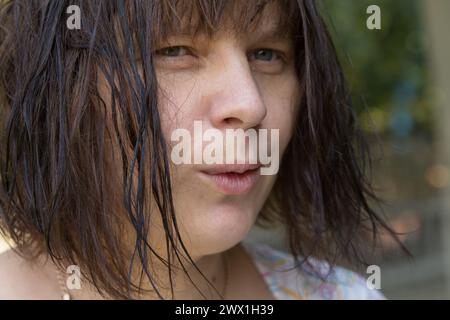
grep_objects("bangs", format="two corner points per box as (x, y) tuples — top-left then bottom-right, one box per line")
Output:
(150, 0), (300, 42)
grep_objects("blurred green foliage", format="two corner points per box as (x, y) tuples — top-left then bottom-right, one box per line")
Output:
(321, 0), (433, 136)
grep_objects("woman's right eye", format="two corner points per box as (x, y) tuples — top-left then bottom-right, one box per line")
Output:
(154, 46), (191, 57)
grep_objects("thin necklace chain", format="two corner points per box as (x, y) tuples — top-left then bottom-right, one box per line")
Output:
(57, 251), (230, 300)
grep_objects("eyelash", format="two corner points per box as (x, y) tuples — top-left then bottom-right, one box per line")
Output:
(154, 46), (285, 63)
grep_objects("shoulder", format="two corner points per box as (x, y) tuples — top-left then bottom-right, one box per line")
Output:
(0, 248), (58, 299)
(241, 241), (385, 300)
(0, 248), (30, 298)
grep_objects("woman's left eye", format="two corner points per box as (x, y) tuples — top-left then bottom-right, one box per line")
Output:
(249, 49), (282, 62)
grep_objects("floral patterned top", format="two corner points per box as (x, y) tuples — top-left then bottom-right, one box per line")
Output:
(241, 240), (385, 300)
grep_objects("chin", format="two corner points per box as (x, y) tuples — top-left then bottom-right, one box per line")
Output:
(180, 202), (258, 256)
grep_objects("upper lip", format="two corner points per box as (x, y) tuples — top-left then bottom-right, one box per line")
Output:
(200, 164), (261, 175)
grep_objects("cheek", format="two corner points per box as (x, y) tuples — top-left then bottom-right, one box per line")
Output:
(155, 73), (199, 137)
(258, 75), (300, 151)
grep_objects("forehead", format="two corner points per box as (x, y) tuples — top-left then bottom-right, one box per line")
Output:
(152, 0), (299, 42)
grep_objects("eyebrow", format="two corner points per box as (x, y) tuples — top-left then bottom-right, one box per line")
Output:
(164, 23), (291, 43)
(250, 25), (291, 42)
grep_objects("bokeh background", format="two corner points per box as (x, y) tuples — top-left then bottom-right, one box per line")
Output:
(248, 0), (450, 299)
(1, 0), (450, 299)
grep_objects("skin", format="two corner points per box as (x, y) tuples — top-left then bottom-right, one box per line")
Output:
(0, 3), (300, 299)
(158, 20), (299, 259)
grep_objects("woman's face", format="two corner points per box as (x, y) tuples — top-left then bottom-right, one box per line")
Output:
(151, 6), (301, 257)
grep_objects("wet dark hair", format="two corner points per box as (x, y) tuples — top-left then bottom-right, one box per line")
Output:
(0, 0), (403, 299)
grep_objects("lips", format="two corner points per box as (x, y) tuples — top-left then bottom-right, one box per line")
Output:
(200, 164), (261, 175)
(199, 164), (261, 195)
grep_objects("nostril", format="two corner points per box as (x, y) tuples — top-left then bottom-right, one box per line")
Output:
(223, 117), (242, 126)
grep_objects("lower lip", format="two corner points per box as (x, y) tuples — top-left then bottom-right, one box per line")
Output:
(200, 169), (261, 195)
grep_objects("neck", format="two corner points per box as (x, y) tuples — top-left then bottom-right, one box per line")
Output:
(49, 247), (231, 300)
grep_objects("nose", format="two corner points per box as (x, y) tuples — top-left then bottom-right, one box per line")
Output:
(206, 50), (267, 130)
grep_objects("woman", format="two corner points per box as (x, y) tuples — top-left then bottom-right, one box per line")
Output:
(0, 0), (399, 299)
